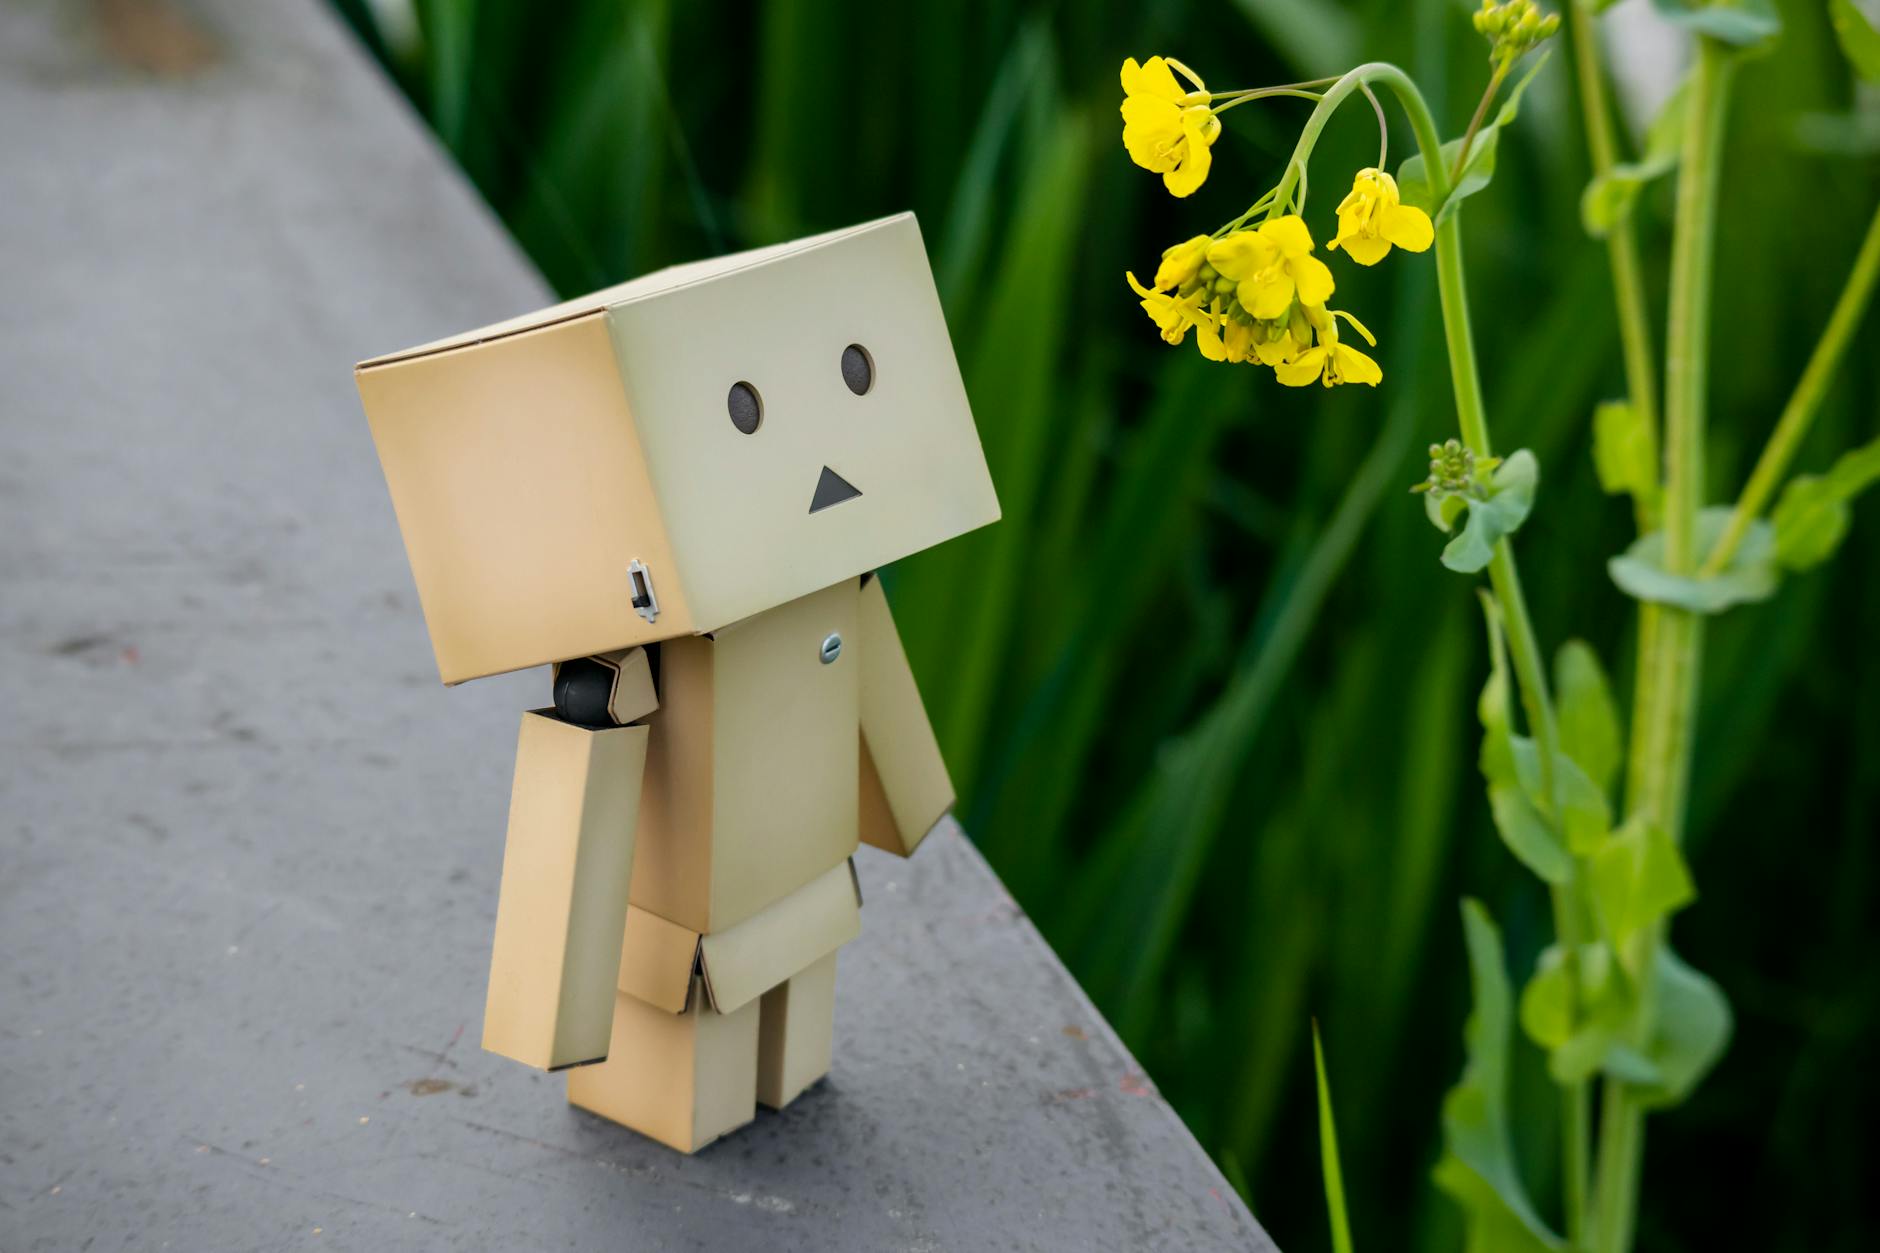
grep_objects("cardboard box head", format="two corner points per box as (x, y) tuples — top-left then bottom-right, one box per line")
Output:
(356, 213), (999, 684)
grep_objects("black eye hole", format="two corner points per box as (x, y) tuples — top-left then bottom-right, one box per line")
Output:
(727, 381), (762, 434)
(841, 344), (874, 396)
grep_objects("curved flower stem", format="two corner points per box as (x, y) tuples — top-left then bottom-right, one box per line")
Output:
(1211, 75), (1342, 99)
(1450, 60), (1511, 185)
(1211, 88), (1327, 116)
(1598, 35), (1736, 1253)
(1264, 63), (1444, 219)
(1360, 82), (1388, 168)
(1700, 197), (1880, 575)
(1279, 60), (1588, 1241)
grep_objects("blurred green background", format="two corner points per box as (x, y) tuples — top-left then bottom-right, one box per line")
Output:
(333, 0), (1877, 1247)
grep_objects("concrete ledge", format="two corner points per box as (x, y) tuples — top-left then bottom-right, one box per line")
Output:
(0, 2), (1273, 1248)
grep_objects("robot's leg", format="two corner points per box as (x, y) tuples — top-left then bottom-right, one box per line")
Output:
(567, 980), (758, 1154)
(756, 950), (838, 1111)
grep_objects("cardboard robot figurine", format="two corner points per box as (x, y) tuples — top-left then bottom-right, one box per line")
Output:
(355, 214), (999, 1153)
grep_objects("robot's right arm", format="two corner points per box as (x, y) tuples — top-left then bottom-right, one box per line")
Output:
(480, 648), (657, 1072)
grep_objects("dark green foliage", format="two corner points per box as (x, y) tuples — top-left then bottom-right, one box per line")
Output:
(332, 0), (1880, 1245)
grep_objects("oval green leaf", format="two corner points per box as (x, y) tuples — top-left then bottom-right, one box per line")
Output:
(1608, 506), (1778, 613)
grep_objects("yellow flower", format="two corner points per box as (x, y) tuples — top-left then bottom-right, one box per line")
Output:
(1120, 56), (1219, 198)
(1155, 235), (1213, 291)
(1206, 216), (1336, 321)
(1327, 168), (1434, 267)
(1126, 271), (1213, 345)
(1251, 306), (1313, 366)
(1275, 307), (1384, 388)
(1195, 299), (1258, 363)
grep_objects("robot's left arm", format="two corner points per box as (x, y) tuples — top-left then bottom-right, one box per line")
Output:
(480, 648), (657, 1072)
(856, 576), (954, 859)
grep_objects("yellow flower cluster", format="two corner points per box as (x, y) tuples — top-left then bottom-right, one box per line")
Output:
(1125, 216), (1381, 388)
(1118, 55), (1440, 390)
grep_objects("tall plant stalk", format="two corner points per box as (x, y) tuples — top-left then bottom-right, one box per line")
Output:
(1593, 34), (1735, 1253)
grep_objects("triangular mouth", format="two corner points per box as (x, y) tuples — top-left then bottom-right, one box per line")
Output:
(809, 465), (862, 513)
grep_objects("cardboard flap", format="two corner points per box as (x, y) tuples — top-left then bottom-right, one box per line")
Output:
(697, 861), (860, 1014)
(616, 904), (702, 1014)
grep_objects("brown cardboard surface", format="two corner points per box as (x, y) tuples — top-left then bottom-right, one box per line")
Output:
(483, 712), (647, 1071)
(615, 860), (860, 1019)
(565, 981), (758, 1154)
(357, 313), (694, 684)
(757, 951), (837, 1110)
(614, 904), (698, 1015)
(698, 860), (859, 1014)
(603, 647), (658, 724)
(707, 580), (859, 929)
(631, 581), (861, 934)
(856, 576), (954, 857)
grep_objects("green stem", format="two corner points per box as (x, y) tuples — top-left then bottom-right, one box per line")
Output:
(1701, 197), (1880, 575)
(1568, 0), (1660, 532)
(1440, 210), (1584, 1248)
(1265, 62), (1450, 220)
(1450, 60), (1510, 186)
(1211, 88), (1327, 116)
(1569, 0), (1669, 847)
(1597, 35), (1735, 1253)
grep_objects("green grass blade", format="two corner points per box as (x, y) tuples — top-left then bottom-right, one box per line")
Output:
(1313, 1022), (1356, 1253)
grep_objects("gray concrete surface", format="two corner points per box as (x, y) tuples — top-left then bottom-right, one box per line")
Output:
(0, 2), (1274, 1250)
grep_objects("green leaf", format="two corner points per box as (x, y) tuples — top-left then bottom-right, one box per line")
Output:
(1522, 942), (1651, 1086)
(1443, 450), (1540, 574)
(1555, 641), (1623, 795)
(1591, 399), (1657, 503)
(1489, 783), (1573, 884)
(1830, 0), (1880, 82)
(1518, 947), (1574, 1050)
(1648, 0), (1781, 46)
(1771, 476), (1853, 570)
(1509, 737), (1610, 854)
(1400, 53), (1552, 224)
(1608, 505), (1779, 613)
(1476, 592), (1520, 786)
(1476, 597), (1584, 880)
(1771, 435), (1880, 570)
(1555, 752), (1612, 854)
(1434, 902), (1567, 1253)
(1426, 489), (1467, 534)
(1635, 947), (1733, 1110)
(1581, 75), (1691, 237)
(1312, 1023), (1355, 1253)
(1589, 818), (1696, 967)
